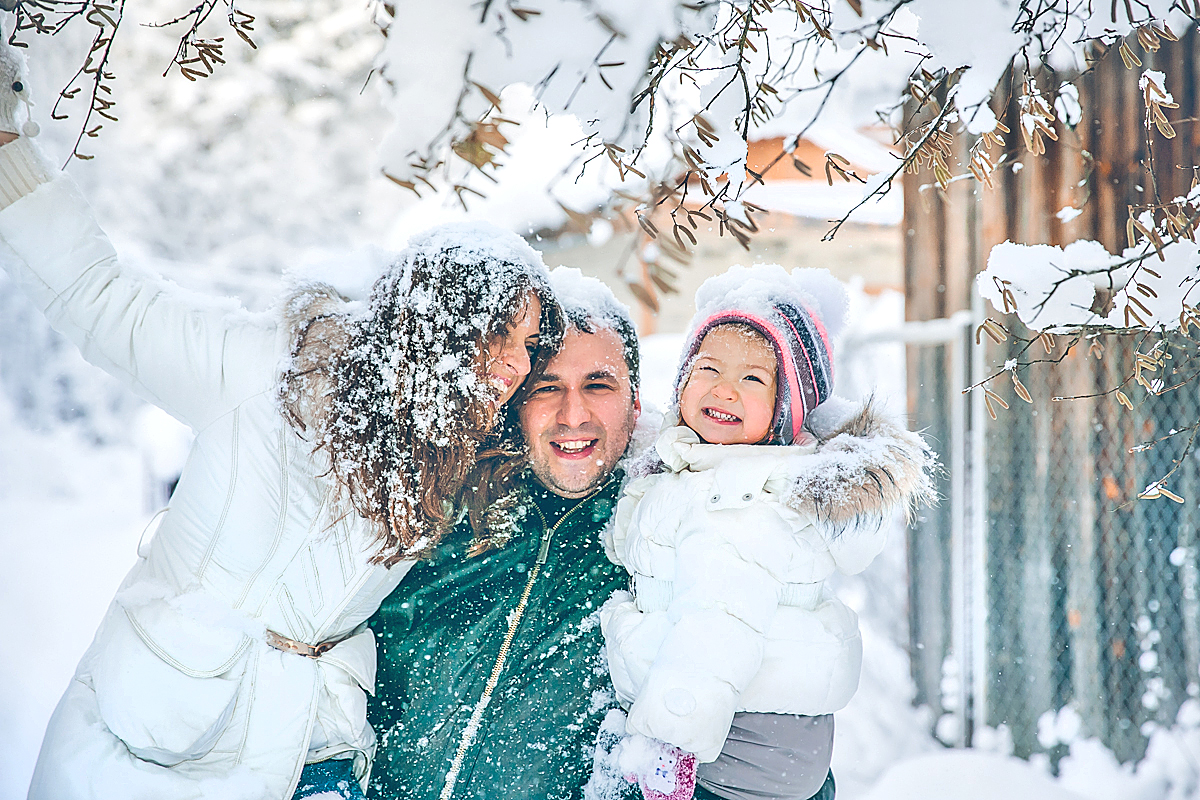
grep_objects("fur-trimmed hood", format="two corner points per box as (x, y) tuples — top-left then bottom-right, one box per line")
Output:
(619, 395), (934, 540)
(784, 396), (935, 537)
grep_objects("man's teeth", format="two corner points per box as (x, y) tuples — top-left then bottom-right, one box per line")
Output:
(556, 440), (593, 453)
(706, 408), (739, 422)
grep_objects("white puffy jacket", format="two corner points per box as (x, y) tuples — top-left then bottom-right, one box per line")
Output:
(601, 425), (886, 763)
(0, 141), (412, 800)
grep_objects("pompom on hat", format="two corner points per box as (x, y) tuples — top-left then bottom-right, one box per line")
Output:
(675, 265), (847, 445)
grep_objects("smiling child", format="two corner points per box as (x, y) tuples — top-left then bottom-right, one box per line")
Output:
(599, 265), (876, 800)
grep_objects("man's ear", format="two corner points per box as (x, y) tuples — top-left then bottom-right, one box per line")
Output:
(632, 389), (642, 417)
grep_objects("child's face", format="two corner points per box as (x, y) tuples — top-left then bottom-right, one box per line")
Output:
(680, 324), (777, 444)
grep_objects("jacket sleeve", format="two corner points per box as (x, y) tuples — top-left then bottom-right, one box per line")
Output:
(624, 503), (791, 763)
(0, 141), (283, 431)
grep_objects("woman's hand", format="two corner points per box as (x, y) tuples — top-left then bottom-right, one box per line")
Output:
(0, 28), (36, 142)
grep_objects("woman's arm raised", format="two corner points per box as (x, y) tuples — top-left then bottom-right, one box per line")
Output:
(0, 56), (285, 431)
(0, 140), (285, 430)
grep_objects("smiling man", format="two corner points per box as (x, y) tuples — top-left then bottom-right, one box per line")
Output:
(358, 271), (650, 800)
(521, 316), (641, 497)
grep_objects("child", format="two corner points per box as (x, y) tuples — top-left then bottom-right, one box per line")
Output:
(601, 265), (883, 800)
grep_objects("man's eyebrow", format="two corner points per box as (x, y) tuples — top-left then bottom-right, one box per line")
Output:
(532, 373), (562, 384)
(585, 369), (619, 381)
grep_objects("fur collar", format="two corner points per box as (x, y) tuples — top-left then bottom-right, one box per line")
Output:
(620, 396), (934, 539)
(783, 397), (935, 538)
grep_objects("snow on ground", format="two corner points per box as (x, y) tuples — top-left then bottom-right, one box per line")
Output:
(0, 395), (148, 799)
(860, 750), (1088, 800)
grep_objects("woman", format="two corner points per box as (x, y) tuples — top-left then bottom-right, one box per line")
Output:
(0, 50), (563, 800)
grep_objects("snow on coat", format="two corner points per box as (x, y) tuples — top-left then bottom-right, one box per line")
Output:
(602, 401), (932, 763)
(0, 161), (413, 799)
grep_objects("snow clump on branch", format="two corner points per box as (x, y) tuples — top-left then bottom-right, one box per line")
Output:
(374, 0), (692, 186)
(980, 186), (1200, 333)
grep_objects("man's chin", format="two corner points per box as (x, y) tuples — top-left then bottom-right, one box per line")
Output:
(530, 461), (609, 499)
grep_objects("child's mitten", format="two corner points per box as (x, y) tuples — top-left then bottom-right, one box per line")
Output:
(624, 739), (697, 800)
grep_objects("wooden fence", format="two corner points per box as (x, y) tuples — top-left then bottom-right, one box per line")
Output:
(904, 28), (1200, 763)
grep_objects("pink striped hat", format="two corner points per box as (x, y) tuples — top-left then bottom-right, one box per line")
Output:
(674, 267), (843, 445)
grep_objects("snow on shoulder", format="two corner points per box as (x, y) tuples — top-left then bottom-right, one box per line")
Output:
(690, 264), (849, 341)
(550, 266), (633, 331)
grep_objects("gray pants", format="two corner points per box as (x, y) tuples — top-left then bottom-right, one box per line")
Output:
(696, 713), (834, 800)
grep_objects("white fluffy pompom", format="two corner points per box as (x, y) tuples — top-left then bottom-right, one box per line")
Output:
(689, 264), (849, 341)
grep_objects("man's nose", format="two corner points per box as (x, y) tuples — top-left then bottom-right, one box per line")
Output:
(556, 386), (591, 428)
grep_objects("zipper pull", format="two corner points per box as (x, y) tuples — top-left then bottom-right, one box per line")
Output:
(536, 525), (554, 565)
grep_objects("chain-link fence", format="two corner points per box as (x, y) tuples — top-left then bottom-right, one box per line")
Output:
(900, 311), (1200, 766)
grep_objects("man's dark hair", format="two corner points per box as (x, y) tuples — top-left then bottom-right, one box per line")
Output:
(561, 304), (640, 398)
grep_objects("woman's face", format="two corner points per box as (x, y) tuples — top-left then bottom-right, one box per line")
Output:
(484, 293), (542, 406)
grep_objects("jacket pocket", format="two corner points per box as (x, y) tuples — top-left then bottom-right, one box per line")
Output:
(92, 595), (253, 767)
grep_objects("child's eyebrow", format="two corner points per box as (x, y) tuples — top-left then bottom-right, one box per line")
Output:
(743, 360), (777, 374)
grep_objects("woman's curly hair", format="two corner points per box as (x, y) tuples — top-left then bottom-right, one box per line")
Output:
(279, 227), (563, 566)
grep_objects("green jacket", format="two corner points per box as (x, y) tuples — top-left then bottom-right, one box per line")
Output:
(367, 473), (633, 800)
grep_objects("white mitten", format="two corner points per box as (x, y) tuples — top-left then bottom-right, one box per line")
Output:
(0, 33), (38, 136)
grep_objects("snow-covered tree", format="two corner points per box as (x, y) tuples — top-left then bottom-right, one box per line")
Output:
(16, 0), (1200, 475)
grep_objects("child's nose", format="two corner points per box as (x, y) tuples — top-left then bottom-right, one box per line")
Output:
(711, 379), (737, 401)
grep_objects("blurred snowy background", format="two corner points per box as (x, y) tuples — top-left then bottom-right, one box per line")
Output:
(1, 1), (1195, 799)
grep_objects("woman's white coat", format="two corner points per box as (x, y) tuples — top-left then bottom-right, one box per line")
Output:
(0, 172), (412, 800)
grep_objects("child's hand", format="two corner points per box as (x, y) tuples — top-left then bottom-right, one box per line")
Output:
(622, 737), (697, 800)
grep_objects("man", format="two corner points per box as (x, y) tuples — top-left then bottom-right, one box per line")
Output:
(363, 277), (648, 800)
(356, 272), (849, 800)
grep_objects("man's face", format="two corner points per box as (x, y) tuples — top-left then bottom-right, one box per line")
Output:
(519, 327), (640, 498)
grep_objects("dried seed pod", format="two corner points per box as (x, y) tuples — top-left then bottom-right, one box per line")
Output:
(1160, 487), (1185, 503)
(1012, 372), (1033, 403)
(1119, 41), (1142, 69)
(982, 318), (1009, 343)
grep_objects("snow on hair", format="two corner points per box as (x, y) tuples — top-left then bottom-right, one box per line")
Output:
(279, 222), (563, 566)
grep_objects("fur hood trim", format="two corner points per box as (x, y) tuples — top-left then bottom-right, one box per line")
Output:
(282, 282), (352, 336)
(784, 397), (935, 538)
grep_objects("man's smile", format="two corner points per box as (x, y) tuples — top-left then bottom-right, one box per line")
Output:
(550, 438), (599, 459)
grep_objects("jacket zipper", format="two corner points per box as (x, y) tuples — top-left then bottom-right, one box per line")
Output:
(437, 492), (598, 800)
